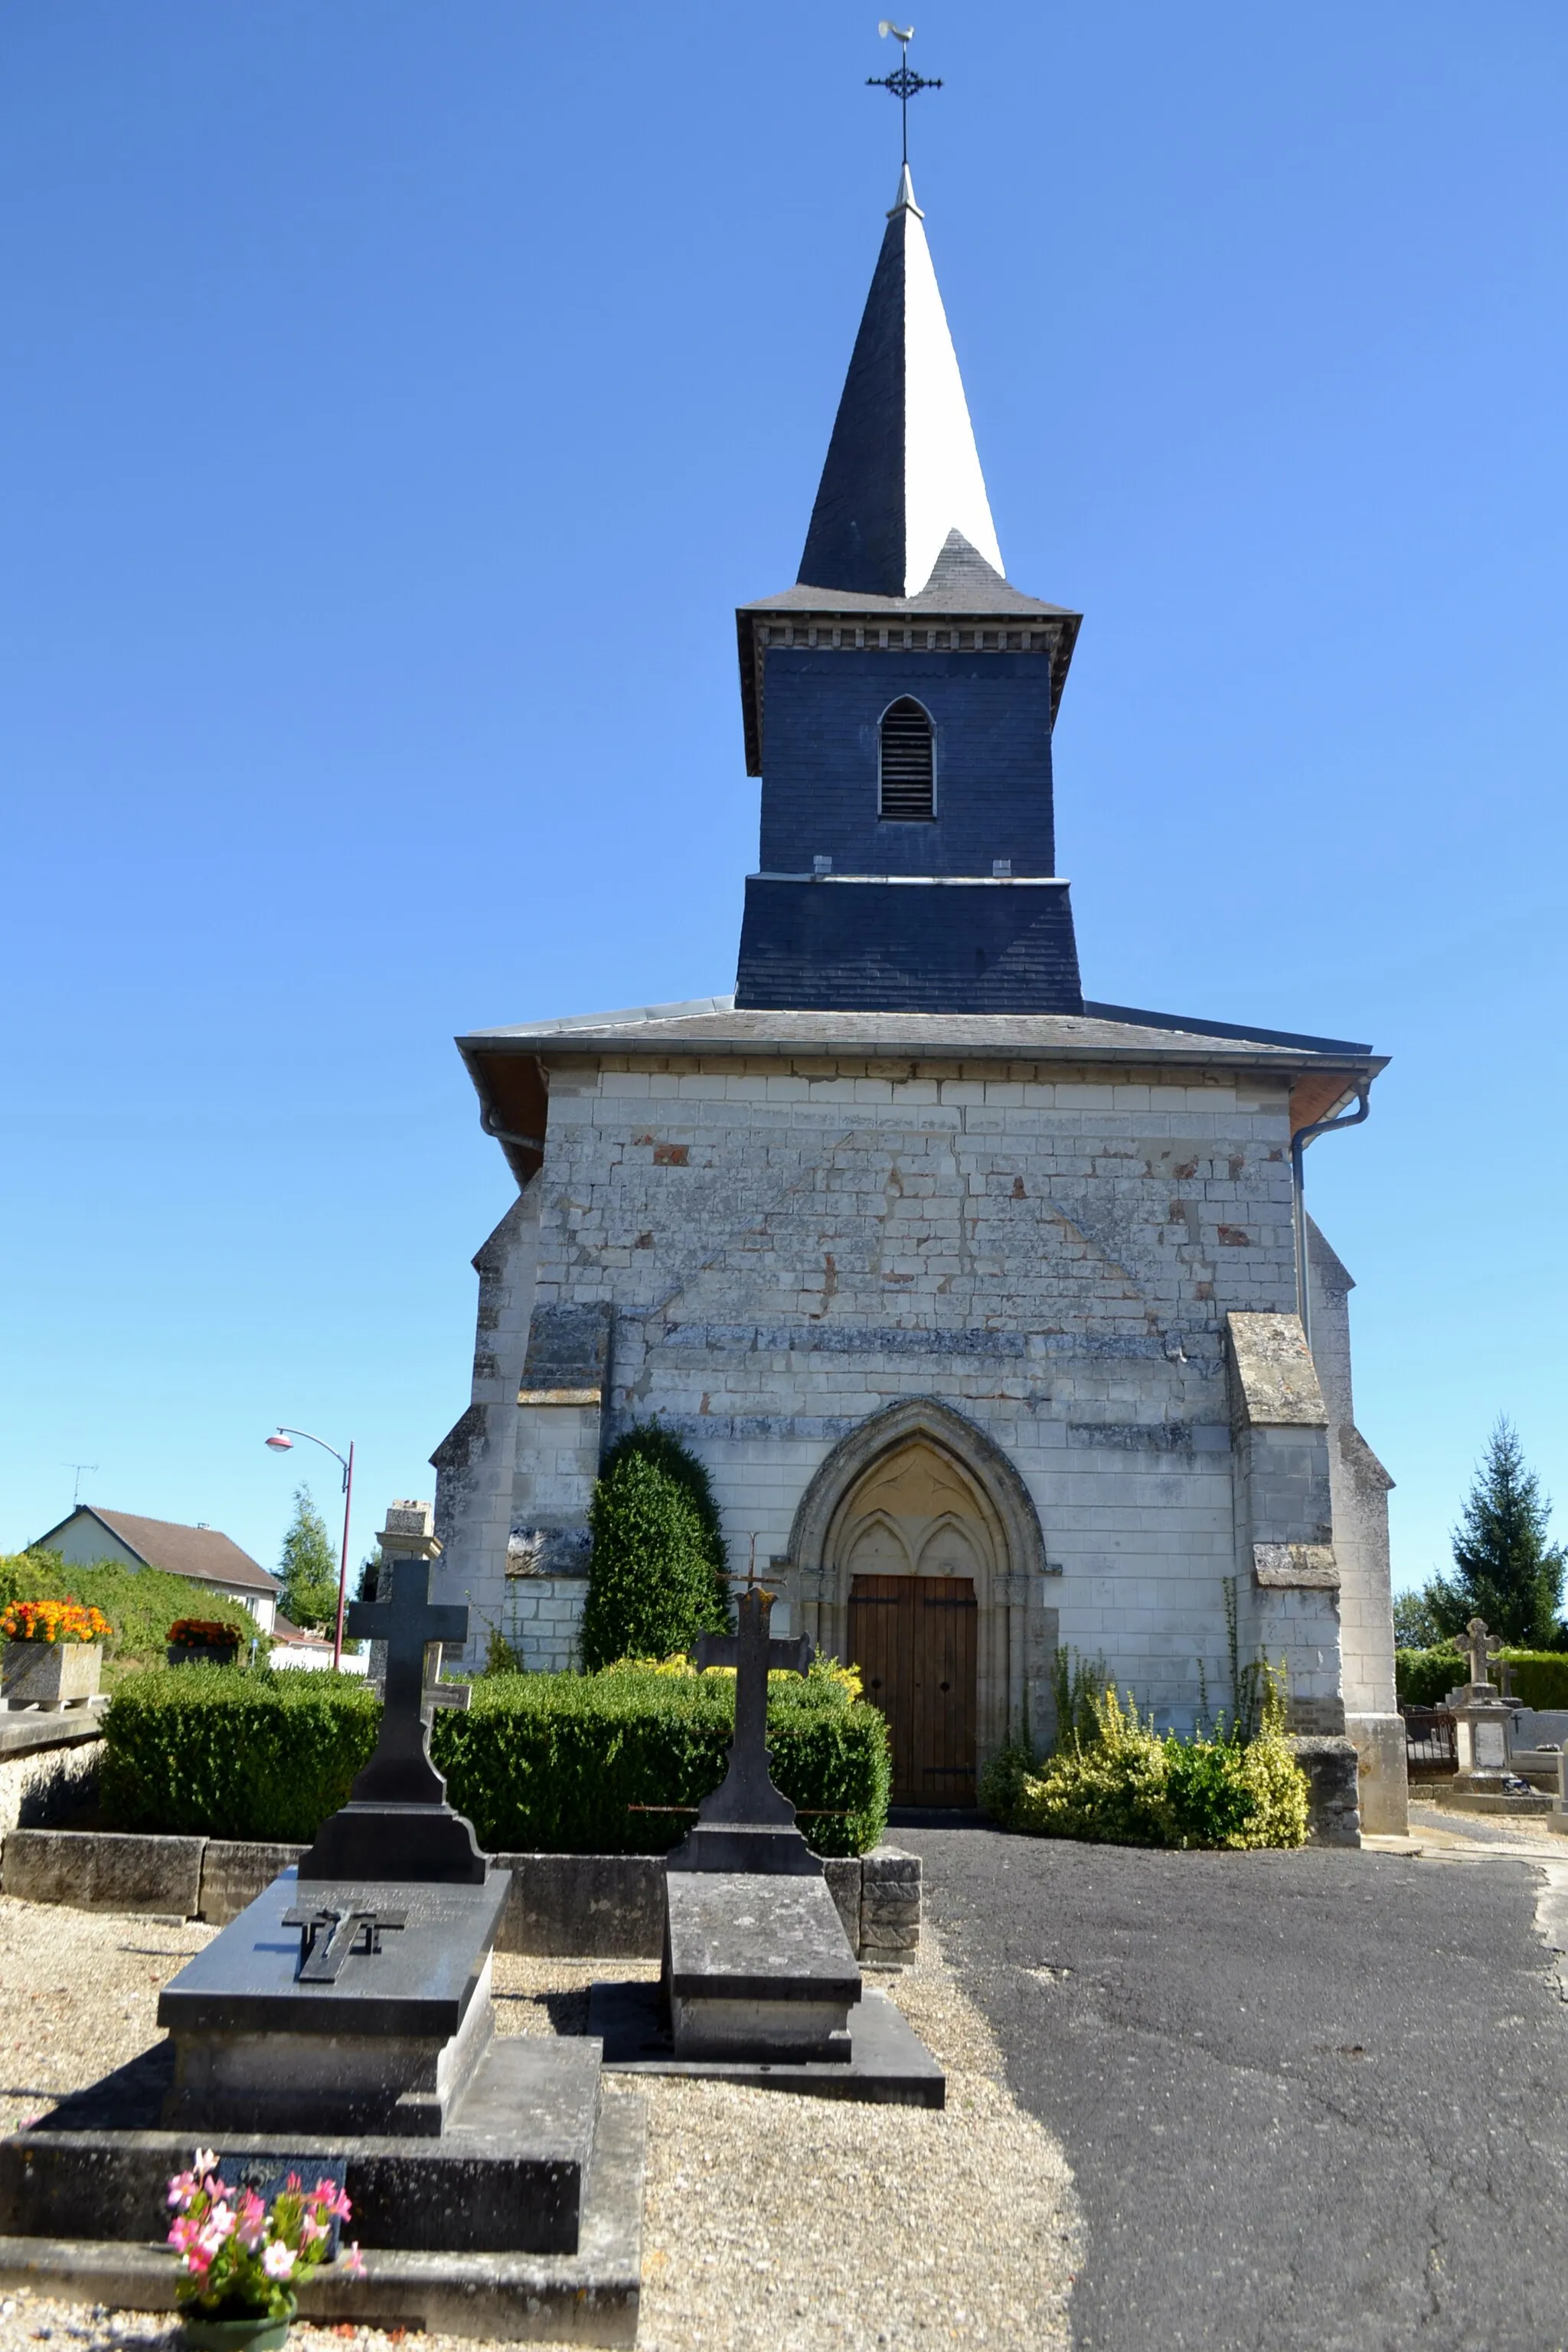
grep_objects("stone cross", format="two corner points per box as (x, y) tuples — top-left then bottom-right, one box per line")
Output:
(665, 1587), (822, 1874)
(344, 1558), (470, 1808)
(1464, 1616), (1502, 1692)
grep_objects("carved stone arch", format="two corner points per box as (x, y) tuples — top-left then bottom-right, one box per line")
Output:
(789, 1396), (1046, 1585)
(786, 1397), (1053, 1770)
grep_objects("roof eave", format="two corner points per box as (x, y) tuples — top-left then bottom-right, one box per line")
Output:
(460, 1021), (1387, 1082)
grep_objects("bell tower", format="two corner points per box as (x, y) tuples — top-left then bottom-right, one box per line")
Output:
(733, 167), (1085, 1014)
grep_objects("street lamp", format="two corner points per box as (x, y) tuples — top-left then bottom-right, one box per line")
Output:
(264, 1426), (355, 1672)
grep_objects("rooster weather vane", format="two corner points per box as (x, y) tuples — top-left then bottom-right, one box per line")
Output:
(867, 21), (942, 170)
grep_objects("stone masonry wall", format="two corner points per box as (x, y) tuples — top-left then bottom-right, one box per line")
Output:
(437, 1052), (1349, 1732)
(1306, 1217), (1406, 1832)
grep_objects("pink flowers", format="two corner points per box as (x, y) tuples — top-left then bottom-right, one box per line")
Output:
(163, 2148), (358, 2318)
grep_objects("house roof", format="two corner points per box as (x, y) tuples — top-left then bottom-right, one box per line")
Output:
(31, 1507), (278, 1596)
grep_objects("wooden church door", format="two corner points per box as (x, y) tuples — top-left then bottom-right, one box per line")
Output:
(848, 1574), (978, 1807)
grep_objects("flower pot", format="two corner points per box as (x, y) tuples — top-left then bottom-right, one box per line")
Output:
(168, 1642), (240, 1668)
(1, 1639), (102, 1712)
(178, 2292), (296, 2352)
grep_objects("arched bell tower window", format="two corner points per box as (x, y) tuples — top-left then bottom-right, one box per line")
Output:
(878, 697), (936, 821)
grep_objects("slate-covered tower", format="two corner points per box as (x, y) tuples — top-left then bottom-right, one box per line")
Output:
(735, 168), (1083, 1016)
(434, 171), (1407, 1838)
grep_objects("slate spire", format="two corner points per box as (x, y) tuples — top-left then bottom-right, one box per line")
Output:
(796, 168), (1004, 600)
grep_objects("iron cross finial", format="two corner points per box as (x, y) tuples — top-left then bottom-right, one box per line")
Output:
(867, 22), (942, 171)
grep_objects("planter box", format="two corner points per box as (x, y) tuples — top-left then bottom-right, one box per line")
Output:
(2, 1642), (103, 1713)
(166, 1643), (239, 1668)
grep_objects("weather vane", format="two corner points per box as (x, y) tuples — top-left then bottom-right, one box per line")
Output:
(867, 21), (942, 171)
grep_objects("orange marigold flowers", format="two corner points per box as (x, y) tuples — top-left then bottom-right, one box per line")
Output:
(0, 1599), (110, 1645)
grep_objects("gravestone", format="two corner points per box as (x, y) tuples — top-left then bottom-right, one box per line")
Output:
(667, 1589), (819, 1877)
(1443, 1614), (1534, 1805)
(590, 1587), (944, 2102)
(0, 1503), (648, 2337)
(159, 1523), (505, 2130)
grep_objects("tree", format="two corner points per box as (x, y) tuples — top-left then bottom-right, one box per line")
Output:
(1391, 1589), (1447, 1650)
(277, 1485), (340, 1632)
(1426, 1418), (1566, 1648)
(580, 1452), (727, 1671)
(599, 1421), (730, 1626)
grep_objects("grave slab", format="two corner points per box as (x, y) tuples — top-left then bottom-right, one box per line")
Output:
(665, 1870), (860, 2060)
(590, 1979), (945, 2106)
(156, 1865), (511, 2135)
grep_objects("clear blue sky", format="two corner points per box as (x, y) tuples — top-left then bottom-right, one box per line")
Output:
(4, 3), (1565, 1596)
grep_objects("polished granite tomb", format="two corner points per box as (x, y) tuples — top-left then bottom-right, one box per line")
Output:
(0, 1510), (645, 2340)
(590, 1587), (944, 2105)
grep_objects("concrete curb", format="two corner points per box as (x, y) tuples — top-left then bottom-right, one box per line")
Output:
(0, 1829), (923, 1962)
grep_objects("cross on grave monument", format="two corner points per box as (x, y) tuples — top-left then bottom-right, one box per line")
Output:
(299, 1508), (485, 1883)
(281, 1899), (407, 1981)
(669, 1583), (819, 1876)
(587, 1570), (945, 2095)
(1464, 1615), (1503, 1694)
(655, 1580), (869, 2067)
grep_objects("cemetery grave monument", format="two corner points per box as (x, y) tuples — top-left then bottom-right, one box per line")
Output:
(0, 1505), (645, 2344)
(589, 1583), (944, 2103)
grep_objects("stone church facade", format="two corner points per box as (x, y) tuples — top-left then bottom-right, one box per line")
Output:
(431, 168), (1406, 1834)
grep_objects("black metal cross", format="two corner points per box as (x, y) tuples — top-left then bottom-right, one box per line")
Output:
(282, 1902), (407, 1983)
(343, 1557), (469, 1807)
(867, 23), (942, 170)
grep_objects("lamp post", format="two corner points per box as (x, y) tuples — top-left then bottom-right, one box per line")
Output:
(265, 1427), (355, 1671)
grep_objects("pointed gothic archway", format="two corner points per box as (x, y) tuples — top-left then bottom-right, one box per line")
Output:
(785, 1398), (1055, 1792)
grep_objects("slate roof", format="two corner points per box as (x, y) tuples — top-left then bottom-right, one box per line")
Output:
(743, 534), (1078, 624)
(31, 1506), (278, 1596)
(459, 992), (1379, 1070)
(795, 168), (1004, 600)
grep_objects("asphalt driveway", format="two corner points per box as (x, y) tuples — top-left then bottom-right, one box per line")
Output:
(900, 1829), (1568, 2352)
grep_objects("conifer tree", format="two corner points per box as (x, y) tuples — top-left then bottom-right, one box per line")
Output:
(599, 1421), (730, 1625)
(1426, 1419), (1566, 1648)
(580, 1452), (726, 1671)
(277, 1485), (340, 1632)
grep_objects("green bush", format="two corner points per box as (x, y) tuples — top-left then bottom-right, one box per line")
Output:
(0, 1553), (265, 1679)
(580, 1454), (726, 1671)
(1005, 1681), (1308, 1851)
(1396, 1645), (1568, 1710)
(99, 1660), (890, 1857)
(101, 1670), (380, 1841)
(599, 1421), (729, 1621)
(1394, 1645), (1465, 1708)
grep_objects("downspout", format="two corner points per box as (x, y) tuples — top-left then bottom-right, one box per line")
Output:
(1292, 1083), (1370, 1345)
(480, 1103), (545, 1154)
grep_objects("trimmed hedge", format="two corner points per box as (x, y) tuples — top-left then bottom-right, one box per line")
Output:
(101, 1670), (380, 1841)
(1396, 1645), (1568, 1710)
(1394, 1647), (1465, 1708)
(100, 1663), (890, 1857)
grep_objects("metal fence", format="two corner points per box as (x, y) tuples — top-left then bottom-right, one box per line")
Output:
(1400, 1706), (1457, 1769)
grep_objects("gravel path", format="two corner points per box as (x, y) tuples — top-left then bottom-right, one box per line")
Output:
(0, 1897), (1082, 2352)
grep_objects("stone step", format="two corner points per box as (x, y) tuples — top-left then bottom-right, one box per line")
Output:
(0, 2089), (645, 2344)
(0, 2034), (605, 2257)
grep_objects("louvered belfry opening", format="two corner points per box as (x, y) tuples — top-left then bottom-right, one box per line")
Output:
(878, 697), (936, 821)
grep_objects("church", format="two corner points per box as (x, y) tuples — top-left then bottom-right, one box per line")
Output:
(430, 164), (1406, 1836)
